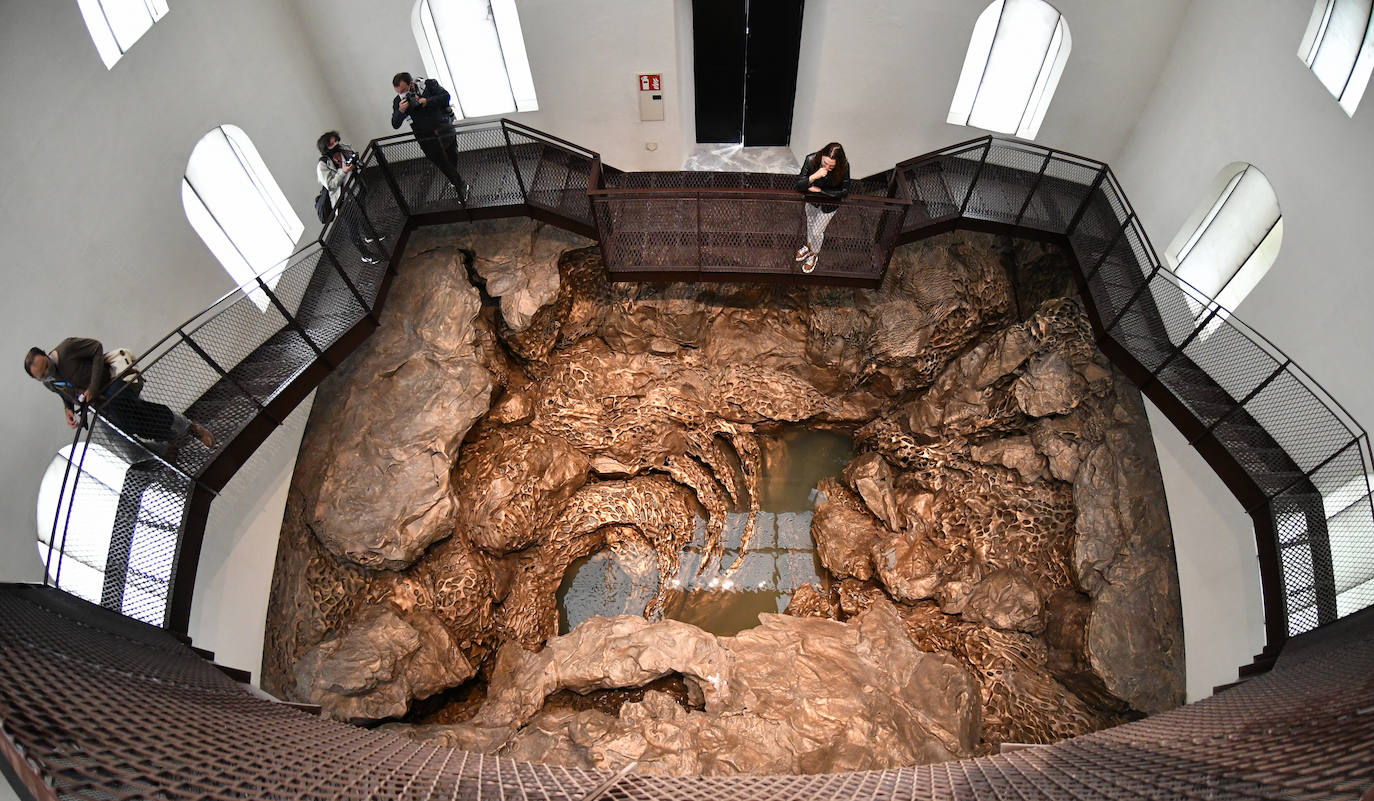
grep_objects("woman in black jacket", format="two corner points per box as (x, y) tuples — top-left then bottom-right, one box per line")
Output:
(794, 142), (850, 274)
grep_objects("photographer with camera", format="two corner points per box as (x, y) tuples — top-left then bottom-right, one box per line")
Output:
(390, 72), (471, 204)
(317, 131), (384, 264)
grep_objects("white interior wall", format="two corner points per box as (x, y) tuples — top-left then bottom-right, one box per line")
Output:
(188, 394), (314, 685)
(292, 0), (691, 171)
(790, 0), (1192, 177)
(0, 2), (343, 585)
(1113, 0), (1374, 700)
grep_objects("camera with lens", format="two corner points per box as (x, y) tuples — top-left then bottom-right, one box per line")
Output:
(404, 88), (422, 109)
(343, 150), (360, 168)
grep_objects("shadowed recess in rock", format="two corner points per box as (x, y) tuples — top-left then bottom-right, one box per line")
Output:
(557, 429), (851, 636)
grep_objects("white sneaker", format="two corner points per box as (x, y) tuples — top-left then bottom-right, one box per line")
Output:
(802, 252), (819, 274)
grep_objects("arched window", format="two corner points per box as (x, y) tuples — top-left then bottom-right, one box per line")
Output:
(1299, 0), (1374, 116)
(77, 0), (169, 69)
(1165, 163), (1283, 320)
(411, 0), (538, 119)
(182, 125), (303, 310)
(36, 442), (179, 626)
(947, 0), (1071, 139)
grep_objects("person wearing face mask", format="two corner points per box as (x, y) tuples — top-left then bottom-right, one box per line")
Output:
(390, 72), (471, 203)
(793, 142), (851, 274)
(316, 130), (385, 264)
(23, 339), (215, 451)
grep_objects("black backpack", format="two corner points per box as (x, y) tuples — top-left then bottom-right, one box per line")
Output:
(314, 183), (334, 224)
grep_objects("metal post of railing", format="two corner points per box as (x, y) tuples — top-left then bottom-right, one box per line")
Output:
(958, 139), (992, 215)
(500, 121), (529, 206)
(695, 192), (704, 277)
(371, 146), (411, 218)
(255, 276), (330, 366)
(322, 245), (381, 325)
(51, 416), (98, 590)
(1086, 213), (1134, 280)
(1065, 165), (1110, 236)
(345, 179), (384, 248)
(1102, 264), (1161, 333)
(1191, 358), (1293, 445)
(1141, 305), (1221, 391)
(1014, 150), (1053, 226)
(43, 420), (90, 586)
(174, 329), (278, 424)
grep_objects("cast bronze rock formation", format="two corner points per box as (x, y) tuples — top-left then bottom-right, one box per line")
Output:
(263, 218), (1184, 774)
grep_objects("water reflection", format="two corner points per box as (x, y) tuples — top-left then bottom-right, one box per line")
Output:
(556, 429), (853, 636)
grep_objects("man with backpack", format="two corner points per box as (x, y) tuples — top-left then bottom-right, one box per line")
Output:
(390, 72), (471, 203)
(24, 338), (214, 450)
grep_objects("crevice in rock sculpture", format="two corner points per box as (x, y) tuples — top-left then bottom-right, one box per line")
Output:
(264, 219), (1183, 775)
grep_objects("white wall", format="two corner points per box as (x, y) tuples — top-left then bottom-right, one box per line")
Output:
(188, 394), (314, 685)
(0, 3), (344, 585)
(790, 0), (1192, 177)
(293, 0), (692, 171)
(1113, 1), (1374, 698)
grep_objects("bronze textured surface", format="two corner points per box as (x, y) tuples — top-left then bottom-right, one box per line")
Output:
(262, 218), (1183, 771)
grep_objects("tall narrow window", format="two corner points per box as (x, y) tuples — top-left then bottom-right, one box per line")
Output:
(411, 0), (538, 119)
(77, 0), (169, 69)
(182, 125), (303, 309)
(1299, 0), (1374, 116)
(1165, 163), (1283, 320)
(948, 0), (1071, 139)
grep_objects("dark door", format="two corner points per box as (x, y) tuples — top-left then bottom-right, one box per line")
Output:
(693, 0), (805, 146)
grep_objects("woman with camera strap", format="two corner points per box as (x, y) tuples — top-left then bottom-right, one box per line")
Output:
(316, 130), (385, 265)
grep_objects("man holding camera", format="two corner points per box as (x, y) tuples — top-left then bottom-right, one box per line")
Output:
(391, 72), (471, 203)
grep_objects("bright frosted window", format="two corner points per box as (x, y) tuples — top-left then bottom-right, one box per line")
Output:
(76, 0), (168, 69)
(1165, 163), (1282, 321)
(36, 443), (178, 626)
(411, 0), (539, 119)
(182, 125), (303, 310)
(1299, 0), (1374, 116)
(948, 0), (1071, 139)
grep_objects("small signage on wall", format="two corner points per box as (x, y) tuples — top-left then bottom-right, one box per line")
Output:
(638, 73), (664, 121)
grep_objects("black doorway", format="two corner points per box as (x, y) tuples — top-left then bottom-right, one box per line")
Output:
(693, 0), (805, 146)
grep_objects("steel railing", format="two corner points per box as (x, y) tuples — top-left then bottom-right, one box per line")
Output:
(40, 126), (1373, 647)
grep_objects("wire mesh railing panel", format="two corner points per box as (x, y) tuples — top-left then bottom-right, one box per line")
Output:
(1308, 443), (1374, 617)
(901, 161), (962, 226)
(961, 145), (1044, 225)
(38, 429), (192, 626)
(1175, 319), (1284, 413)
(1235, 370), (1360, 481)
(181, 282), (295, 388)
(1066, 191), (1124, 266)
(292, 247), (371, 344)
(376, 137), (447, 211)
(595, 195), (699, 272)
(697, 196), (801, 275)
(453, 128), (524, 209)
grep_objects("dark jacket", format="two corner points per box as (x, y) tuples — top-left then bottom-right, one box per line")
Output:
(391, 78), (456, 135)
(795, 151), (851, 212)
(43, 337), (109, 411)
